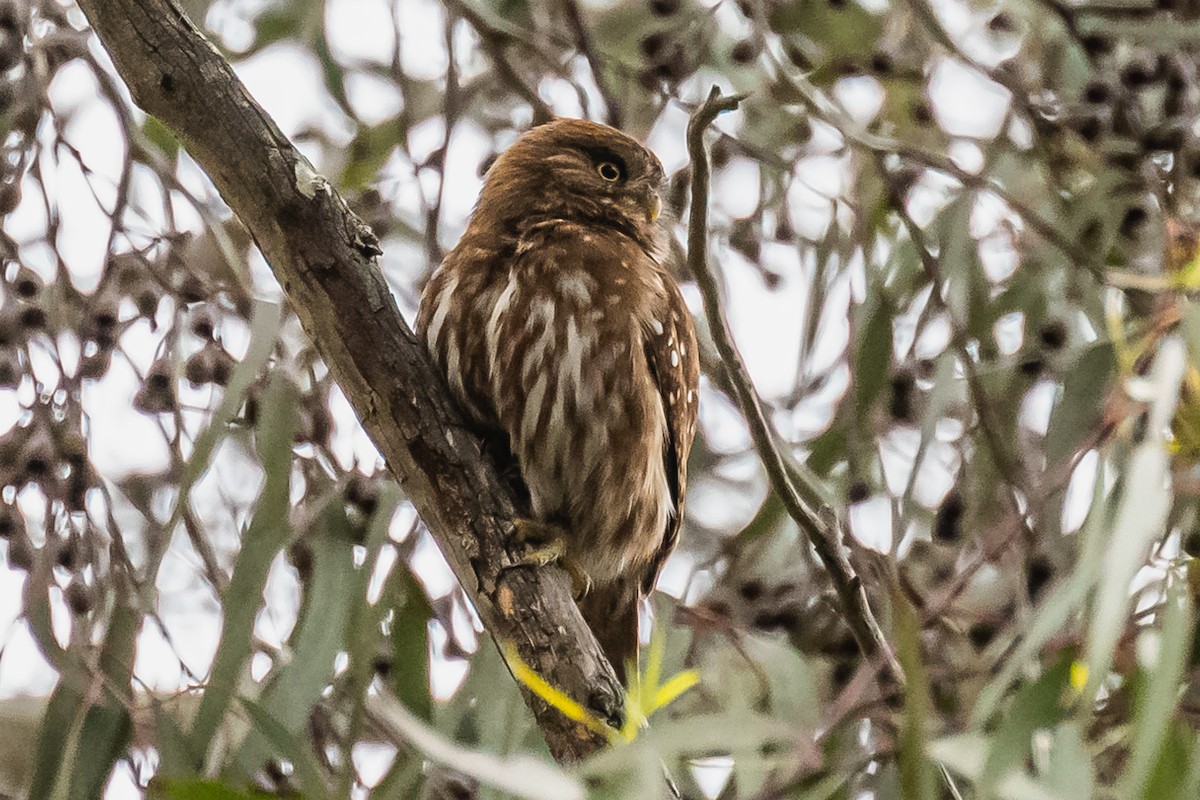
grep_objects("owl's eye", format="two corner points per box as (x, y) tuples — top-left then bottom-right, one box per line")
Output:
(596, 161), (622, 182)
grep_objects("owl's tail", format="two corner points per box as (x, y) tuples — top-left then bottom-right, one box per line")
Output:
(577, 579), (640, 685)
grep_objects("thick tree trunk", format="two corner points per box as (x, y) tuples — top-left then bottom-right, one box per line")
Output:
(76, 0), (621, 763)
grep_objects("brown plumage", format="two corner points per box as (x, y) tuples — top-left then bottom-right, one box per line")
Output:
(416, 118), (700, 679)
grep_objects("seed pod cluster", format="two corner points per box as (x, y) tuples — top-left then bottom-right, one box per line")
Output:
(0, 401), (95, 511)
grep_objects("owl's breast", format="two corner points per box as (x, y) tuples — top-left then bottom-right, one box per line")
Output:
(419, 225), (681, 586)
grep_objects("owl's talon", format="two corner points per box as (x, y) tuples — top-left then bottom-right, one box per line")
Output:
(510, 517), (591, 598)
(511, 517), (561, 547)
(516, 537), (566, 568)
(565, 561), (592, 600)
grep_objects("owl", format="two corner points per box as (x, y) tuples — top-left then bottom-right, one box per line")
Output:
(416, 119), (700, 679)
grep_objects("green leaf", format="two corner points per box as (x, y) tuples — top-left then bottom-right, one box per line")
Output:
(252, 5), (306, 49)
(389, 569), (434, 723)
(1141, 722), (1194, 800)
(230, 501), (355, 786)
(338, 485), (403, 794)
(340, 119), (405, 192)
(189, 372), (300, 753)
(980, 656), (1074, 794)
(370, 690), (584, 800)
(151, 705), (204, 780)
(930, 733), (1070, 800)
(1122, 578), (1194, 797)
(894, 590), (937, 800)
(234, 497), (358, 786)
(972, 459), (1110, 726)
(142, 115), (180, 158)
(148, 778), (266, 800)
(1084, 338), (1185, 699)
(853, 288), (893, 431)
(28, 604), (139, 800)
(236, 698), (328, 794)
(1041, 723), (1094, 798)
(1043, 342), (1116, 470)
(768, 0), (882, 59)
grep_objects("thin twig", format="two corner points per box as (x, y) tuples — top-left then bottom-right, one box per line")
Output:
(685, 86), (904, 686)
(446, 0), (554, 124)
(559, 0), (623, 128)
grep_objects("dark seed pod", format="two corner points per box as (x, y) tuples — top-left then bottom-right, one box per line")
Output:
(730, 39), (758, 65)
(752, 606), (802, 632)
(288, 541), (313, 582)
(1038, 320), (1067, 350)
(987, 12), (1016, 33)
(1083, 81), (1111, 104)
(10, 268), (42, 300)
(189, 305), (218, 340)
(209, 348), (234, 386)
(0, 347), (20, 388)
(889, 371), (915, 422)
(0, 183), (20, 215)
(134, 288), (161, 319)
(934, 490), (964, 542)
(639, 32), (668, 61)
(782, 41), (812, 70)
(134, 361), (177, 414)
(183, 348), (214, 386)
(345, 473), (381, 517)
(1082, 35), (1113, 58)
(6, 533), (33, 570)
(738, 579), (764, 601)
(20, 424), (56, 484)
(0, 503), (22, 539)
(86, 295), (121, 348)
(174, 272), (206, 304)
(56, 533), (82, 570)
(1120, 206), (1149, 239)
(1027, 556), (1054, 600)
(17, 303), (45, 331)
(307, 403), (333, 448)
(65, 580), (94, 615)
(967, 621), (997, 649)
(78, 348), (113, 380)
(1121, 55), (1159, 89)
(908, 99), (934, 125)
(1018, 356), (1044, 377)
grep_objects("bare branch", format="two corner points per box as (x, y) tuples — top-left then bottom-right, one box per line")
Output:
(685, 86), (904, 686)
(76, 0), (621, 763)
(445, 0), (555, 124)
(559, 0), (624, 128)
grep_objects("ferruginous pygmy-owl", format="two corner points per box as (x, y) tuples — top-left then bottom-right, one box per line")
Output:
(416, 118), (700, 679)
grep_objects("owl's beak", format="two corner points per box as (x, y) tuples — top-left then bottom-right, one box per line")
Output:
(647, 192), (662, 223)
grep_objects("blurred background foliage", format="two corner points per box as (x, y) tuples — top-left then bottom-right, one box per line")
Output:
(0, 0), (1198, 797)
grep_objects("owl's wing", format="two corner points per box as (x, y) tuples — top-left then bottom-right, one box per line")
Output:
(641, 276), (701, 595)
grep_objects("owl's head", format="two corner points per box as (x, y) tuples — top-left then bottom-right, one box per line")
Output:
(474, 118), (667, 248)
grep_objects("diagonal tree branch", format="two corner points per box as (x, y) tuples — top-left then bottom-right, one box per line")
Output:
(686, 87), (904, 686)
(76, 0), (620, 763)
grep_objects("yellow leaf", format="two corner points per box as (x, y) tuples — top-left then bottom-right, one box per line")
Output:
(653, 670), (700, 709)
(505, 646), (615, 741)
(1069, 661), (1089, 693)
